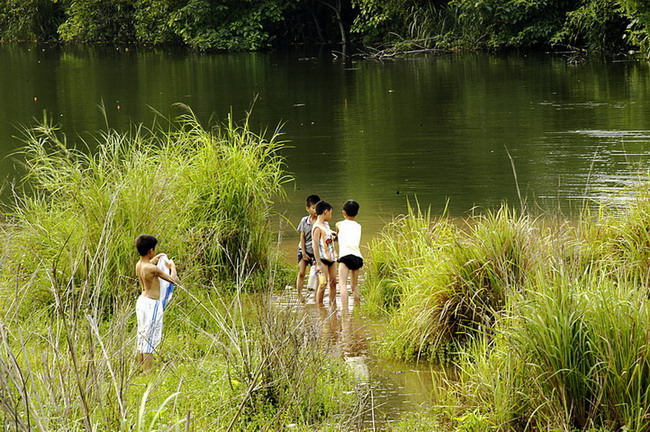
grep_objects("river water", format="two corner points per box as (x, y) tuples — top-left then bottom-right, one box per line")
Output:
(3, 45), (650, 248)
(3, 44), (650, 427)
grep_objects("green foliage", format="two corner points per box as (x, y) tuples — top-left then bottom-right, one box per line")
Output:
(555, 0), (629, 53)
(58, 0), (136, 44)
(457, 273), (650, 431)
(133, 0), (182, 45)
(352, 0), (647, 55)
(2, 0), (650, 54)
(46, 0), (292, 49)
(363, 202), (458, 315)
(619, 0), (650, 54)
(351, 0), (412, 40)
(0, 107), (288, 312)
(365, 204), (540, 361)
(446, 0), (576, 49)
(454, 409), (494, 432)
(0, 0), (63, 41)
(171, 0), (287, 50)
(580, 180), (650, 284)
(0, 284), (363, 429)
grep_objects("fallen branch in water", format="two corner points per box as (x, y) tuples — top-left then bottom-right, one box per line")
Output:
(362, 36), (451, 59)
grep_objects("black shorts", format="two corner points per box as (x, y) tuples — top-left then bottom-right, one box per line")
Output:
(297, 251), (315, 264)
(338, 254), (364, 270)
(321, 259), (335, 267)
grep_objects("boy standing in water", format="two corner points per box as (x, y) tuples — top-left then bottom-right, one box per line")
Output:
(135, 234), (179, 372)
(312, 200), (338, 306)
(296, 194), (320, 301)
(336, 200), (363, 309)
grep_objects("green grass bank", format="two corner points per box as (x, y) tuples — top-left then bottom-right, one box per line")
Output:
(362, 176), (650, 431)
(0, 111), (377, 430)
(5, 108), (650, 430)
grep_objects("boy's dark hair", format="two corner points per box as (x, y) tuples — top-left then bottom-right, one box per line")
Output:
(135, 234), (158, 256)
(343, 200), (360, 217)
(306, 195), (321, 207)
(315, 200), (332, 215)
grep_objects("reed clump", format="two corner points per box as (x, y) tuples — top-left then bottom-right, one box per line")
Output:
(0, 108), (289, 313)
(363, 203), (459, 315)
(578, 181), (650, 285)
(456, 271), (650, 431)
(365, 205), (541, 361)
(374, 175), (650, 431)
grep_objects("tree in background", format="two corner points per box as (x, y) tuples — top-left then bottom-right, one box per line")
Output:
(0, 0), (63, 42)
(619, 0), (650, 54)
(58, 0), (136, 44)
(133, 0), (183, 45)
(1, 0), (650, 55)
(170, 0), (288, 50)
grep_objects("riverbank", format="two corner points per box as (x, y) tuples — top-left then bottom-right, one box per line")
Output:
(0, 112), (363, 430)
(361, 177), (650, 430)
(4, 108), (650, 430)
(2, 1), (650, 57)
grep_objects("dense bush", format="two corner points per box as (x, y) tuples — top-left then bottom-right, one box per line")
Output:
(0, 0), (351, 49)
(352, 0), (644, 55)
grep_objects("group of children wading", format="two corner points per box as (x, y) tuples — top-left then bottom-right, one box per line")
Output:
(131, 195), (362, 372)
(296, 195), (364, 308)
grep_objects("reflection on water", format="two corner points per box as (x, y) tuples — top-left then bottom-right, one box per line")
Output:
(275, 285), (441, 427)
(3, 46), (650, 248)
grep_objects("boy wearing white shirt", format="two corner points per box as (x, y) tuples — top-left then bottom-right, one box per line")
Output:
(336, 200), (363, 309)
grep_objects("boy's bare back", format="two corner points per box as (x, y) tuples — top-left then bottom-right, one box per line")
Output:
(136, 260), (165, 300)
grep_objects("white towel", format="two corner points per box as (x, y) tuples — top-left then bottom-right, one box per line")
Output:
(156, 254), (175, 309)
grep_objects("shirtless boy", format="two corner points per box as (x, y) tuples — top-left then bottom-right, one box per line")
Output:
(135, 234), (179, 372)
(312, 201), (338, 306)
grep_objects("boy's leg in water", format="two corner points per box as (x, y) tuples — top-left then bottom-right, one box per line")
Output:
(328, 264), (337, 308)
(296, 258), (308, 300)
(350, 270), (360, 306)
(316, 265), (326, 305)
(338, 262), (350, 310)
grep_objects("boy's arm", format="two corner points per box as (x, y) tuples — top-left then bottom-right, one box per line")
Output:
(299, 232), (309, 261)
(153, 265), (179, 285)
(312, 227), (323, 266)
(150, 253), (166, 265)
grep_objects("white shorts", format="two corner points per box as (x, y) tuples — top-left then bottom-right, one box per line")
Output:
(136, 295), (163, 354)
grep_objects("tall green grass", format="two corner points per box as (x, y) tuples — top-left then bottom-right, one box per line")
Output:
(579, 181), (650, 285)
(0, 268), (364, 430)
(0, 107), (289, 313)
(456, 270), (650, 431)
(0, 108), (375, 430)
(365, 205), (541, 361)
(363, 203), (459, 315)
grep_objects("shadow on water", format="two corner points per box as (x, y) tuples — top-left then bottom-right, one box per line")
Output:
(274, 284), (453, 429)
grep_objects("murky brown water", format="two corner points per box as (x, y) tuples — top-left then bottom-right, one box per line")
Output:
(274, 284), (445, 428)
